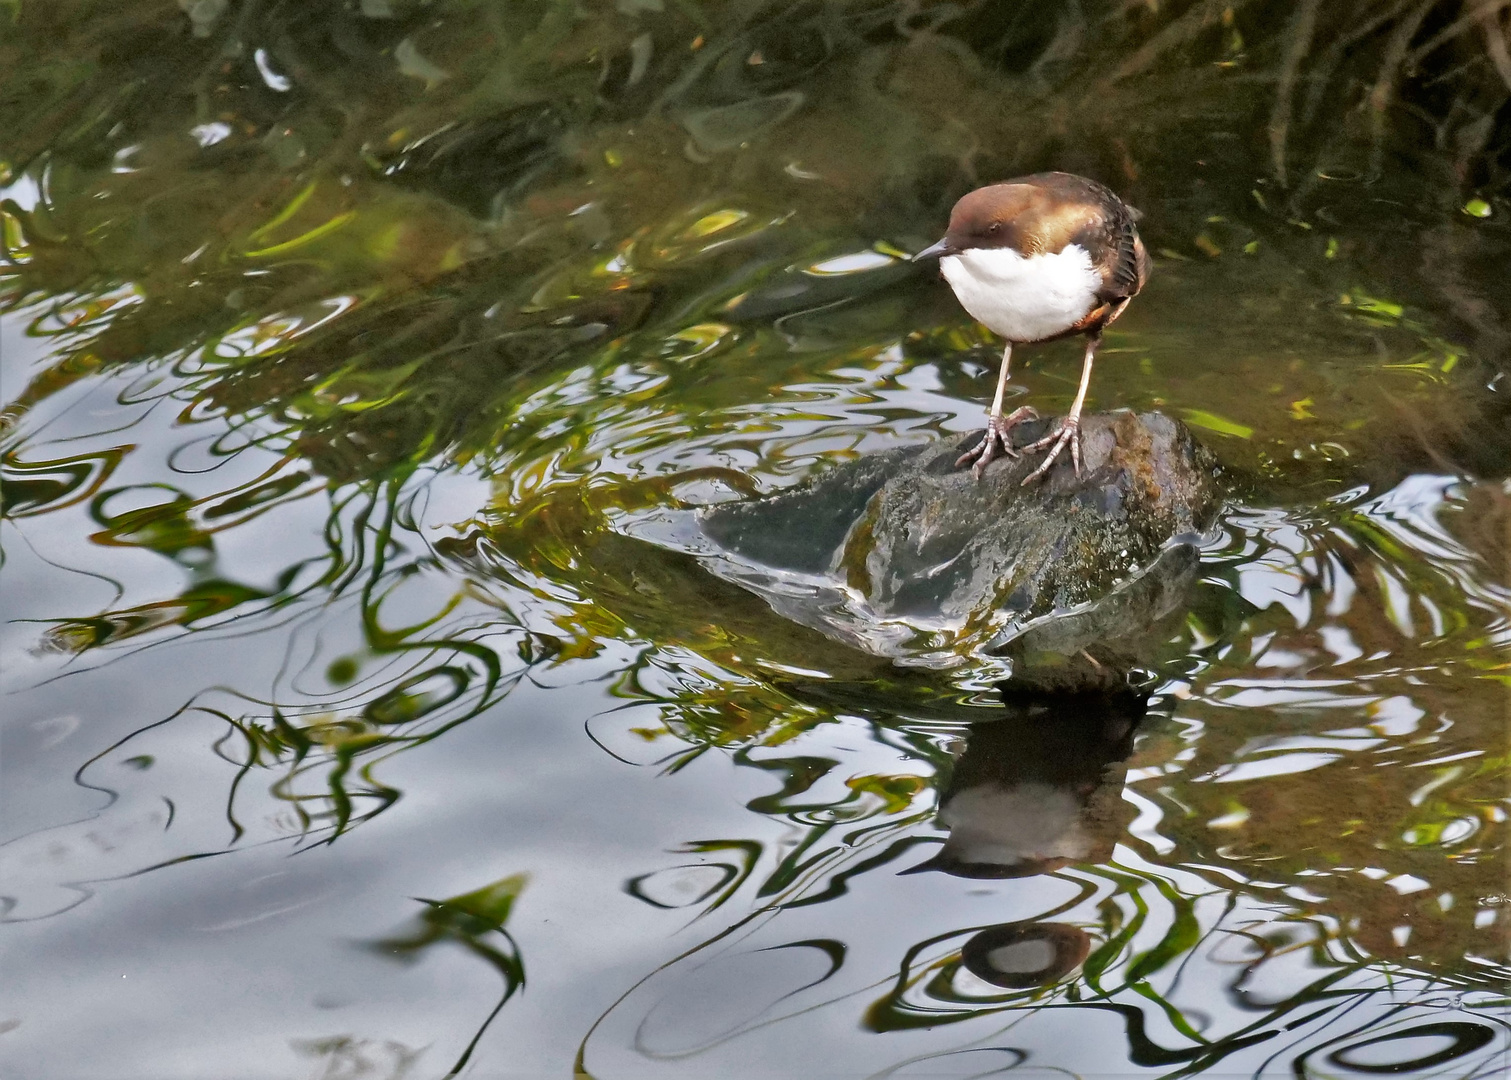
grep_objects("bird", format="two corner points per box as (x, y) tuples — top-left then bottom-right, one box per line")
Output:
(913, 172), (1150, 483)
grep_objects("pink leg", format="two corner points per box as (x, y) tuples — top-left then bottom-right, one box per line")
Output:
(955, 343), (1040, 480)
(1021, 334), (1099, 485)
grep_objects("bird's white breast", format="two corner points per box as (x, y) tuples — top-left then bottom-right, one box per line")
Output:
(940, 244), (1101, 343)
(939, 782), (1092, 865)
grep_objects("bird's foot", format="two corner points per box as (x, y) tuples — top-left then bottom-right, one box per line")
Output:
(1020, 414), (1082, 485)
(955, 406), (1040, 480)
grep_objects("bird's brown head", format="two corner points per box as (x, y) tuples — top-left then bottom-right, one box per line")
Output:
(913, 184), (1035, 261)
(914, 175), (1112, 263)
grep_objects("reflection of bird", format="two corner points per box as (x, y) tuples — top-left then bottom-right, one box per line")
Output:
(915, 173), (1150, 483)
(908, 687), (1146, 879)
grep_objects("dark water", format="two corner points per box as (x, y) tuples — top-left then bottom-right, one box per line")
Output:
(2, 2), (1509, 1077)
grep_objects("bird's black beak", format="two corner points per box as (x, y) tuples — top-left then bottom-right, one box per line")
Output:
(912, 237), (953, 262)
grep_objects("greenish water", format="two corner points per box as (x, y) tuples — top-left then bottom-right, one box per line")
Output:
(1, 2), (1508, 1077)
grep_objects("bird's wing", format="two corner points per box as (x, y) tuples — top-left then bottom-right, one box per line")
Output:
(1098, 203), (1148, 302)
(1006, 187), (1101, 258)
(1004, 175), (1147, 301)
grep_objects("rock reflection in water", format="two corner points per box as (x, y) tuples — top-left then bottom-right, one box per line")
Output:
(958, 921), (1090, 990)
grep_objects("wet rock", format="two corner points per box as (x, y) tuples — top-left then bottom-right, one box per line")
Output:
(698, 410), (1223, 679)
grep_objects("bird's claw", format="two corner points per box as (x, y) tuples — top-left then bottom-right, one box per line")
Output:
(955, 406), (1040, 480)
(1020, 416), (1081, 485)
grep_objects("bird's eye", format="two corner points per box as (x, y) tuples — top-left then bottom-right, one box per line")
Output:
(987, 222), (1001, 234)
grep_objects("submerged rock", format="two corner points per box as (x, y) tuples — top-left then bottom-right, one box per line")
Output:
(697, 410), (1223, 680)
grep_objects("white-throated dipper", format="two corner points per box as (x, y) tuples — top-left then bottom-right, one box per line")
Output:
(914, 172), (1150, 483)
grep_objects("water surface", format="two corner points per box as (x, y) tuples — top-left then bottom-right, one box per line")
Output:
(2, 2), (1508, 1077)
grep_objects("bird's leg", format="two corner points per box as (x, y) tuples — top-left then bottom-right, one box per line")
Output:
(1021, 333), (1099, 485)
(955, 343), (1039, 480)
